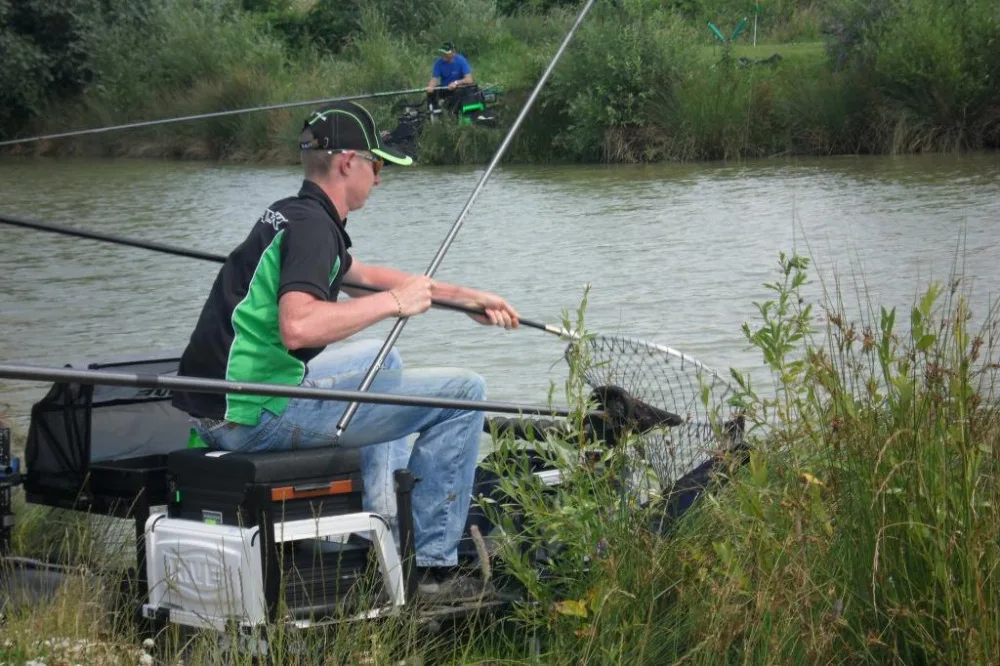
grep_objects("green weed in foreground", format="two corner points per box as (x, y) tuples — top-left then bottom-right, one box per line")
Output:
(673, 254), (1000, 663)
(473, 252), (1000, 663)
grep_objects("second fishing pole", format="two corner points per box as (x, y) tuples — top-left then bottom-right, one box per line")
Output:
(0, 85), (462, 148)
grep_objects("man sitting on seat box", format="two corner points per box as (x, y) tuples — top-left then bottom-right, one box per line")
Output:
(425, 41), (474, 114)
(171, 100), (520, 604)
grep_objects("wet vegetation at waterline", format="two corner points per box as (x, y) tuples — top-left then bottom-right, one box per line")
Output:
(2, 251), (999, 664)
(1, 0), (997, 163)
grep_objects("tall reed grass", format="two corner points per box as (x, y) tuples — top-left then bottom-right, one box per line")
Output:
(461, 251), (1000, 663)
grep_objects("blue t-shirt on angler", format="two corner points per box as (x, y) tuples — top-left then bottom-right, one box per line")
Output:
(432, 54), (472, 87)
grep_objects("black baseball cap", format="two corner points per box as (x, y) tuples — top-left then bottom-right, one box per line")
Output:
(439, 41), (456, 54)
(300, 101), (413, 166)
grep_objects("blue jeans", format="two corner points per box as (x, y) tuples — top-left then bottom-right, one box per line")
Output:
(194, 339), (486, 567)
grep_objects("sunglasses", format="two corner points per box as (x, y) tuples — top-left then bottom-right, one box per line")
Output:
(330, 149), (383, 177)
(355, 151), (384, 177)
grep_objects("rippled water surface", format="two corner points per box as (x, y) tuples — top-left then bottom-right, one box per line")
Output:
(1, 154), (998, 429)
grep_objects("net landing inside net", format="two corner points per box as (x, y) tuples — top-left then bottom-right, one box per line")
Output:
(567, 335), (742, 489)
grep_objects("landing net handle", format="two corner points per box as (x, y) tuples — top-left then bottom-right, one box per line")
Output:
(0, 426), (21, 556)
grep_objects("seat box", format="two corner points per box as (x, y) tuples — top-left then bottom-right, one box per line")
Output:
(166, 447), (365, 527)
(144, 511), (403, 631)
(153, 447), (400, 626)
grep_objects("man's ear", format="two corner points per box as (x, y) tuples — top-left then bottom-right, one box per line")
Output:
(335, 152), (352, 176)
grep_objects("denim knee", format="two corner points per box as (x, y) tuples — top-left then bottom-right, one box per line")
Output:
(385, 347), (403, 371)
(457, 369), (486, 402)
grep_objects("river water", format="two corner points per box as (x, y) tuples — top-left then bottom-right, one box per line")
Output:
(1, 154), (998, 432)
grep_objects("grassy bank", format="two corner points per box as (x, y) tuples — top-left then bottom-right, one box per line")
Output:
(2, 251), (998, 663)
(1, 0), (997, 164)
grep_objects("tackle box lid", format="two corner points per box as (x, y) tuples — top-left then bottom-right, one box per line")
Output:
(167, 446), (362, 492)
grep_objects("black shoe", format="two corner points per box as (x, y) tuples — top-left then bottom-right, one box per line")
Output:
(415, 566), (493, 605)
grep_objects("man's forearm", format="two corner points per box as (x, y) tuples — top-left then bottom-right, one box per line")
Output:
(347, 261), (482, 305)
(431, 280), (481, 304)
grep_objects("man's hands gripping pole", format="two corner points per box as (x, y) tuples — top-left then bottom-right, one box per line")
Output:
(389, 276), (520, 330)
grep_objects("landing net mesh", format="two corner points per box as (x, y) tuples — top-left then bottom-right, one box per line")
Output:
(567, 335), (740, 490)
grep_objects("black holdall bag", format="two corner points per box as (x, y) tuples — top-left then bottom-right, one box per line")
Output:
(24, 353), (190, 512)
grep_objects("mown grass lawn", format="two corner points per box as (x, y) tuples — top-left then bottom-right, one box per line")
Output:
(697, 39), (826, 67)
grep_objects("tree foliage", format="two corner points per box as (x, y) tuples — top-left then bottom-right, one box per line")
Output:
(0, 0), (158, 137)
(240, 0), (459, 54)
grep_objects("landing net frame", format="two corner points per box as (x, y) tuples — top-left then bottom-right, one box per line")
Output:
(566, 334), (741, 493)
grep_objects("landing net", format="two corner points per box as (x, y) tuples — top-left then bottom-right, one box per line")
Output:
(567, 335), (741, 491)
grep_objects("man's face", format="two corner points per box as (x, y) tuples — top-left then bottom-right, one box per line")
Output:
(442, 50), (455, 63)
(344, 151), (383, 212)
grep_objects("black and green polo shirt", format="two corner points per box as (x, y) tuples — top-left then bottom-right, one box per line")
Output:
(172, 180), (353, 425)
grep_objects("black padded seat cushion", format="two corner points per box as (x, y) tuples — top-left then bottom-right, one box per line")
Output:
(167, 446), (362, 494)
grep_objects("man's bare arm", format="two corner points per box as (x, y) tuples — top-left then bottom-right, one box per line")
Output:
(278, 291), (398, 350)
(345, 260), (519, 329)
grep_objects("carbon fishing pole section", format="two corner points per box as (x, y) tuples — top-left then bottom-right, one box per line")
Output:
(0, 213), (574, 338)
(335, 0), (599, 437)
(0, 210), (741, 430)
(0, 362), (591, 419)
(0, 86), (457, 148)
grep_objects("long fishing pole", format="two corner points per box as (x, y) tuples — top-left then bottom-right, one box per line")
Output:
(0, 86), (452, 148)
(334, 0), (598, 439)
(0, 216), (735, 410)
(0, 213), (574, 337)
(0, 362), (591, 418)
(0, 213), (225, 263)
